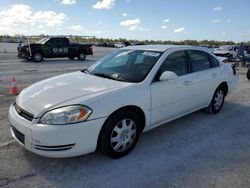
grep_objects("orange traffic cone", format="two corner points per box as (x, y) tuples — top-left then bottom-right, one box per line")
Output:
(10, 77), (18, 95)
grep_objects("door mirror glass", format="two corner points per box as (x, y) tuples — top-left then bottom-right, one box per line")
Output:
(159, 71), (178, 81)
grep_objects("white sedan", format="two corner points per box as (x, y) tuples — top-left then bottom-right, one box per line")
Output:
(9, 45), (238, 158)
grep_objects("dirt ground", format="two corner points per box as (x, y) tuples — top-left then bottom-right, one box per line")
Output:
(0, 43), (250, 188)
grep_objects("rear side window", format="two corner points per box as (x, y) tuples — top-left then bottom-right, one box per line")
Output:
(160, 51), (188, 76)
(59, 38), (70, 46)
(188, 51), (210, 72)
(209, 55), (220, 68)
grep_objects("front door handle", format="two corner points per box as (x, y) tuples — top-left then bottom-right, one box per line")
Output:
(183, 80), (192, 86)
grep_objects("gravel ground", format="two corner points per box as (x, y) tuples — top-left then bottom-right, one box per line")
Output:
(0, 43), (250, 188)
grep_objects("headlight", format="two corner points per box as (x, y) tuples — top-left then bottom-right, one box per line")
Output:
(39, 105), (92, 125)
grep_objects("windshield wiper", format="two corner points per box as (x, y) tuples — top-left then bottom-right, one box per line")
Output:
(93, 73), (125, 81)
(81, 69), (90, 74)
(81, 70), (126, 82)
(94, 73), (116, 80)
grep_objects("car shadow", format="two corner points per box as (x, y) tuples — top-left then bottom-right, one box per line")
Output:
(22, 101), (250, 187)
(20, 57), (97, 65)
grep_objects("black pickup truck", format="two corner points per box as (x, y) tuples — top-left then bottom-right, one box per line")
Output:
(17, 37), (93, 62)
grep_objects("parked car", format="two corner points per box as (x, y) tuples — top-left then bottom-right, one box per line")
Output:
(201, 45), (219, 52)
(123, 41), (132, 46)
(106, 42), (115, 48)
(132, 42), (145, 46)
(17, 37), (93, 62)
(96, 42), (107, 47)
(9, 45), (238, 158)
(114, 42), (125, 48)
(213, 45), (239, 61)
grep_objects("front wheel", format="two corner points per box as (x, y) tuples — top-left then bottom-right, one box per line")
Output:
(247, 67), (250, 80)
(99, 111), (142, 158)
(32, 52), (43, 62)
(78, 52), (86, 61)
(206, 88), (225, 114)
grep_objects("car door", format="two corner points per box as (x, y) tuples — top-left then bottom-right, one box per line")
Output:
(150, 51), (193, 126)
(187, 50), (221, 110)
(57, 38), (70, 57)
(45, 38), (59, 58)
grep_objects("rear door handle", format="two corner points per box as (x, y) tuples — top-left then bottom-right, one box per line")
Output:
(183, 80), (192, 86)
(212, 73), (217, 77)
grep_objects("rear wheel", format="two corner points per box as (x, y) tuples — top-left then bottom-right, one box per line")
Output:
(78, 52), (86, 61)
(68, 56), (75, 60)
(206, 87), (225, 114)
(247, 67), (250, 80)
(100, 110), (142, 158)
(32, 52), (43, 62)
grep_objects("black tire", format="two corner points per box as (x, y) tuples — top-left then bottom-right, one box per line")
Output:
(68, 56), (75, 60)
(247, 67), (250, 80)
(205, 87), (225, 114)
(78, 52), (86, 61)
(32, 52), (43, 62)
(99, 110), (142, 158)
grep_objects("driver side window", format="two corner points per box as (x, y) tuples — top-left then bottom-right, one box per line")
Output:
(160, 51), (188, 76)
(46, 38), (57, 47)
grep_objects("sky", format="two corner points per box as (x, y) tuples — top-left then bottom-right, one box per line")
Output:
(0, 0), (250, 41)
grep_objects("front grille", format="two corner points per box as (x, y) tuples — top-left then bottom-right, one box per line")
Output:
(34, 144), (75, 151)
(12, 126), (25, 145)
(14, 103), (34, 121)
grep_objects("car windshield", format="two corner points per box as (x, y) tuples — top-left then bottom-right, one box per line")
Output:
(37, 38), (49, 44)
(85, 49), (162, 83)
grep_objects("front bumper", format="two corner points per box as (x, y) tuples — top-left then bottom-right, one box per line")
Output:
(9, 103), (106, 158)
(17, 51), (31, 60)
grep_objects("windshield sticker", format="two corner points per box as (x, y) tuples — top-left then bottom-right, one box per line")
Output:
(142, 52), (160, 57)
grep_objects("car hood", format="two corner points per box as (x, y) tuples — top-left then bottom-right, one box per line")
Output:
(16, 71), (133, 116)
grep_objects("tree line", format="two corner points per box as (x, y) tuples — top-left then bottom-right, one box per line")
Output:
(0, 34), (249, 46)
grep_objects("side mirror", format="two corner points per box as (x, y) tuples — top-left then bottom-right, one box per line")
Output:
(159, 71), (178, 81)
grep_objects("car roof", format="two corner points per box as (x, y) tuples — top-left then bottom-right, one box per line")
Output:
(124, 45), (197, 52)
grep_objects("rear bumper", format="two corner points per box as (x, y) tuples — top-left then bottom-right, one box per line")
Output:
(86, 48), (93, 55)
(228, 74), (238, 94)
(9, 103), (106, 158)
